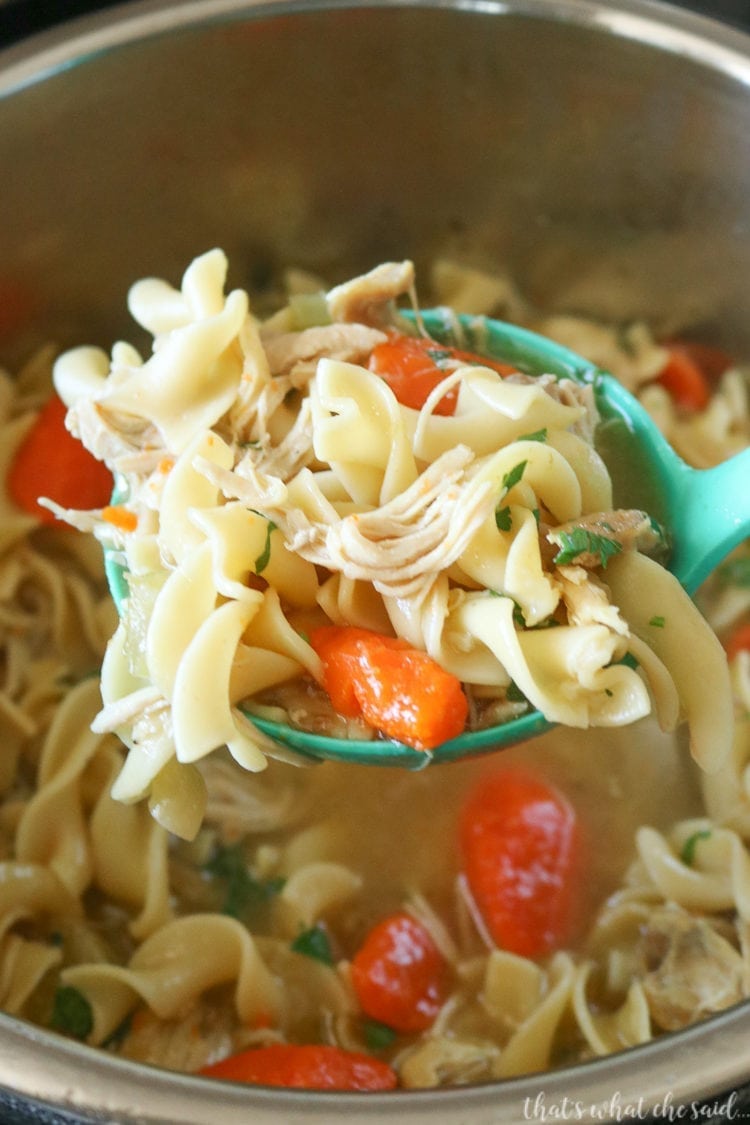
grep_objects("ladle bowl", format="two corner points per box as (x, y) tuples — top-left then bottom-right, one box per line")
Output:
(105, 310), (750, 767)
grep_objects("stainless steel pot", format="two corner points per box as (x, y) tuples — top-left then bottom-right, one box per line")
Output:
(2, 1), (750, 1121)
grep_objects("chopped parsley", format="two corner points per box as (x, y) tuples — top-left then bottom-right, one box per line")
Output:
(495, 505), (512, 532)
(363, 1018), (397, 1050)
(291, 924), (334, 966)
(649, 615), (666, 628)
(501, 460), (528, 494)
(252, 516), (278, 574)
(518, 428), (548, 443)
(506, 680), (527, 703)
(680, 829), (712, 867)
(50, 986), (93, 1040)
(425, 347), (454, 367)
(205, 844), (285, 920)
(553, 529), (623, 569)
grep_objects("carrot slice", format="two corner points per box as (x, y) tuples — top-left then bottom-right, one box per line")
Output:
(350, 911), (449, 1032)
(656, 344), (712, 412)
(7, 394), (113, 524)
(724, 621), (750, 662)
(199, 1043), (397, 1090)
(310, 625), (468, 750)
(459, 766), (582, 958)
(368, 333), (516, 415)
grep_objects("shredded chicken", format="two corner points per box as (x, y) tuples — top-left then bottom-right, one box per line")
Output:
(261, 323), (387, 381)
(237, 395), (315, 482)
(547, 509), (662, 569)
(199, 753), (309, 842)
(556, 565), (630, 635)
(281, 446), (495, 599)
(68, 398), (162, 469)
(639, 908), (746, 1031)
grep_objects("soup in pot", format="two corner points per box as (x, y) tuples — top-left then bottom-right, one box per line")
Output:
(0, 253), (748, 1091)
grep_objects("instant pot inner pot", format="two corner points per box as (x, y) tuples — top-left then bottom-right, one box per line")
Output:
(2, 2), (750, 1124)
(2, 2), (750, 358)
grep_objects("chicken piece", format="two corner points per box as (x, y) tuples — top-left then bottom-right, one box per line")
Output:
(399, 1036), (500, 1088)
(547, 510), (663, 569)
(283, 445), (495, 599)
(119, 997), (270, 1071)
(261, 323), (387, 382)
(638, 908), (746, 1031)
(556, 564), (629, 635)
(326, 260), (416, 327)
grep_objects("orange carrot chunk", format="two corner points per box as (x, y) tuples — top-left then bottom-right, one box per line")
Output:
(310, 625), (468, 750)
(7, 393), (113, 524)
(724, 621), (750, 662)
(459, 766), (582, 959)
(199, 1043), (397, 1090)
(351, 911), (449, 1033)
(656, 344), (712, 412)
(368, 333), (517, 415)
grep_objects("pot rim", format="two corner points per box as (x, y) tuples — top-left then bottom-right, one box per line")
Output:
(2, 0), (750, 1121)
(2, 0), (750, 96)
(1, 998), (750, 1122)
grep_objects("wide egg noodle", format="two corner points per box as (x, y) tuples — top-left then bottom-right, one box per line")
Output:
(61, 914), (283, 1045)
(171, 598), (270, 769)
(310, 358), (418, 506)
(457, 593), (651, 727)
(92, 251), (249, 455)
(158, 429), (234, 567)
(702, 654), (750, 832)
(191, 503), (319, 609)
(605, 551), (734, 772)
(408, 368), (586, 462)
(634, 819), (750, 918)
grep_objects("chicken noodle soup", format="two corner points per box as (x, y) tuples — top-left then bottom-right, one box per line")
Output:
(0, 252), (747, 1088)
(48, 253), (729, 842)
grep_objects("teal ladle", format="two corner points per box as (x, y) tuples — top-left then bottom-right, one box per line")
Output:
(105, 311), (750, 768)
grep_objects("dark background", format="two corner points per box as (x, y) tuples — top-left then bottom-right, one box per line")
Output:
(0, 0), (749, 47)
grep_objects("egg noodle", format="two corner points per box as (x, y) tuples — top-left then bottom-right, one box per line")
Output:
(0, 252), (748, 1085)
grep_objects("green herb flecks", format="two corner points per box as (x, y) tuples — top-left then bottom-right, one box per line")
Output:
(205, 844), (285, 920)
(553, 529), (623, 569)
(506, 681), (527, 703)
(649, 616), (666, 628)
(363, 1018), (398, 1050)
(50, 986), (93, 1040)
(253, 517), (278, 575)
(680, 829), (712, 867)
(425, 347), (454, 367)
(518, 428), (548, 443)
(495, 505), (512, 532)
(291, 924), (334, 966)
(501, 460), (528, 494)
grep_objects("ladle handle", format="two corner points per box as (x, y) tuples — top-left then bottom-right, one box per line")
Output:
(671, 445), (750, 594)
